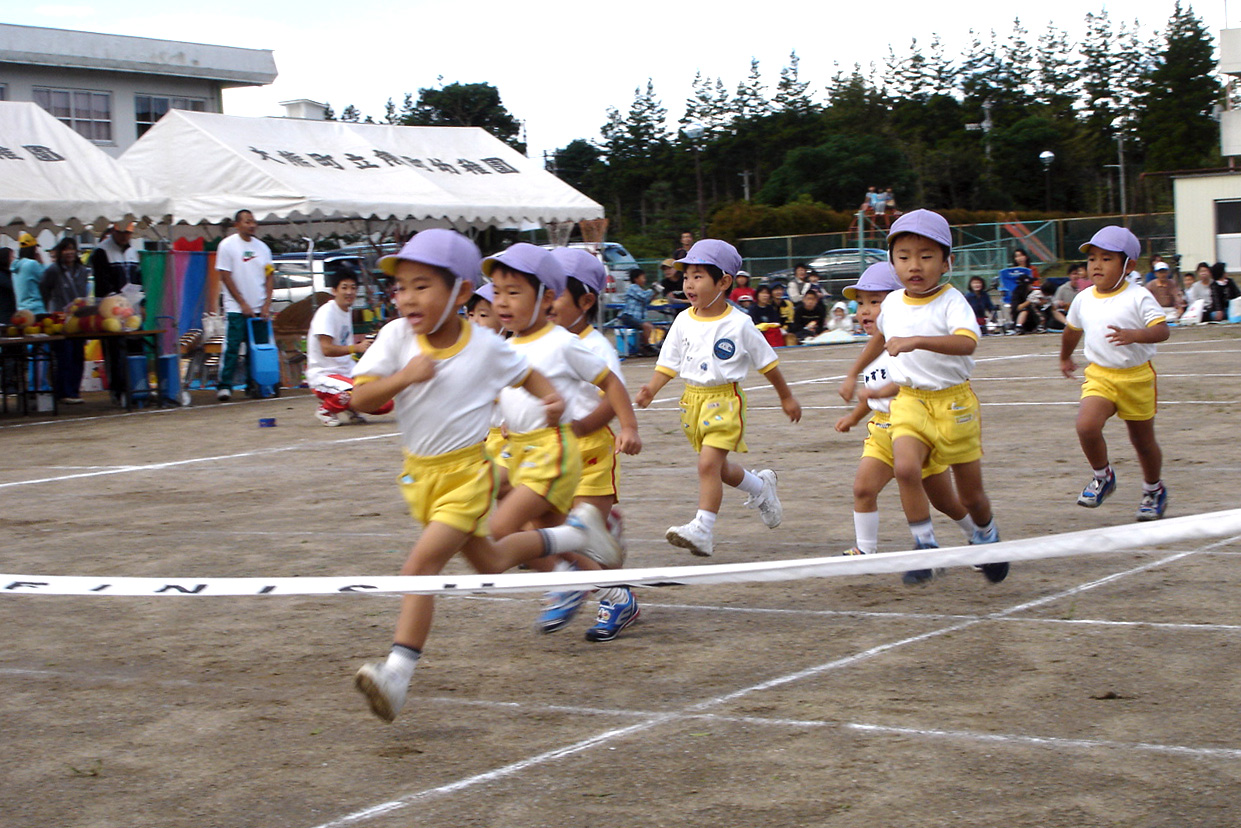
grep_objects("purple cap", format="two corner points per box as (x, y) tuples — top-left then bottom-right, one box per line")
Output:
(550, 247), (607, 294)
(481, 243), (566, 296)
(1079, 226), (1140, 262)
(473, 282), (495, 303)
(843, 262), (903, 300)
(378, 229), (482, 287)
(674, 239), (743, 276)
(888, 209), (952, 249)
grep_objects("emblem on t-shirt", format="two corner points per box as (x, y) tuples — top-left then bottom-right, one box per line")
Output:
(713, 338), (736, 360)
(242, 251), (257, 262)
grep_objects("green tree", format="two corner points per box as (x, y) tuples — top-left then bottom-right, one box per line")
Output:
(757, 133), (910, 210)
(733, 58), (770, 122)
(399, 82), (525, 153)
(774, 51), (817, 114)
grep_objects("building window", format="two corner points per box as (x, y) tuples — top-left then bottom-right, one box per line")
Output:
(33, 87), (113, 143)
(135, 95), (206, 138)
(0, 85), (7, 101)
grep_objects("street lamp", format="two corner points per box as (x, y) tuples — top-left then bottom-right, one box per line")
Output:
(682, 123), (706, 239)
(1039, 150), (1055, 212)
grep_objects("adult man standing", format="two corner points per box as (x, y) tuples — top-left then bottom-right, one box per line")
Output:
(91, 222), (143, 404)
(215, 209), (273, 401)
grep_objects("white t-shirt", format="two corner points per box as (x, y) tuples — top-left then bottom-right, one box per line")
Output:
(354, 316), (530, 456)
(306, 300), (356, 385)
(572, 325), (625, 424)
(877, 284), (979, 390)
(655, 305), (778, 386)
(1065, 281), (1166, 369)
(498, 323), (610, 433)
(861, 353), (897, 415)
(216, 233), (273, 315)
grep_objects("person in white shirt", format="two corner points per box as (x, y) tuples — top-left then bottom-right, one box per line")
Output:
(306, 271), (392, 426)
(214, 209), (273, 401)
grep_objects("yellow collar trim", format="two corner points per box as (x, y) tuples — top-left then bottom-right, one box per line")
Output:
(688, 305), (729, 322)
(578, 326), (595, 339)
(416, 315), (471, 359)
(901, 283), (949, 305)
(512, 321), (556, 345)
(1093, 280), (1128, 298)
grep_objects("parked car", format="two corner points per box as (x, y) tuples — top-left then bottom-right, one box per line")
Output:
(762, 248), (888, 297)
(541, 242), (639, 296)
(269, 250), (375, 313)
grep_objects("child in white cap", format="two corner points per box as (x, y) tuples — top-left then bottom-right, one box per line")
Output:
(1060, 225), (1170, 520)
(635, 239), (802, 557)
(835, 262), (978, 556)
(839, 209), (1007, 586)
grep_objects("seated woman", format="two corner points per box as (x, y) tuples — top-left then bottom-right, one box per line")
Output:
(1008, 273), (1043, 334)
(747, 283), (785, 348)
(1012, 247), (1041, 285)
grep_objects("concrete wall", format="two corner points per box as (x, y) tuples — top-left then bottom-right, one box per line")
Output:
(0, 63), (223, 156)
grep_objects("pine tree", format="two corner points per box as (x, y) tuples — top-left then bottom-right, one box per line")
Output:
(998, 18), (1035, 109)
(774, 50), (816, 114)
(340, 104), (362, 123)
(959, 29), (1002, 109)
(887, 39), (931, 101)
(926, 35), (958, 96)
(1079, 10), (1119, 133)
(1034, 24), (1078, 112)
(733, 58), (770, 122)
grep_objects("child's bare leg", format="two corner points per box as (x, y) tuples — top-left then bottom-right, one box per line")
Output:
(923, 469), (966, 520)
(698, 445), (729, 513)
(1125, 418), (1163, 484)
(892, 436), (933, 525)
(1076, 396), (1117, 470)
(851, 457), (892, 553)
(489, 485), (565, 570)
(948, 459), (991, 526)
(391, 522), (470, 652)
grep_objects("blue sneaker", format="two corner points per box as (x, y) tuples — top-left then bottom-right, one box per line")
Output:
(538, 588), (589, 633)
(969, 522), (1009, 584)
(903, 539), (938, 586)
(585, 589), (640, 642)
(1077, 469), (1116, 508)
(1136, 484), (1168, 521)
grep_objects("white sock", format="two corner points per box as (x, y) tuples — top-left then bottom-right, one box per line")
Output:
(1093, 465), (1112, 480)
(853, 510), (879, 554)
(385, 644), (421, 684)
(1143, 479), (1163, 493)
(909, 519), (936, 547)
(695, 510), (718, 531)
(597, 587), (628, 604)
(736, 470), (764, 496)
(955, 514), (977, 538)
(539, 524), (587, 556)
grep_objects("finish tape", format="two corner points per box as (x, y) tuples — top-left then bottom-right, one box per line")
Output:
(3, 509), (1239, 598)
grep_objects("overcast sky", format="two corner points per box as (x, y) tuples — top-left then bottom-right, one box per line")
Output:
(18, 1), (1232, 160)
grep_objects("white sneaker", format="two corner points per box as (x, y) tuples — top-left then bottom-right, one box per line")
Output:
(567, 503), (624, 568)
(354, 661), (407, 722)
(315, 407), (341, 427)
(346, 410), (368, 424)
(216, 388), (231, 402)
(666, 518), (714, 557)
(744, 469), (782, 528)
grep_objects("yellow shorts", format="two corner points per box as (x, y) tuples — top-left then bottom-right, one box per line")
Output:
(862, 413), (949, 478)
(679, 382), (748, 454)
(397, 443), (496, 537)
(576, 426), (618, 498)
(503, 425), (582, 514)
(485, 426), (507, 465)
(889, 382), (983, 467)
(1082, 362), (1157, 421)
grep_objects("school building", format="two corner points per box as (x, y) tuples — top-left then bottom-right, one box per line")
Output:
(0, 22), (277, 158)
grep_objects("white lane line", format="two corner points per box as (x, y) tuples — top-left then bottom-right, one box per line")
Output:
(308, 541), (1221, 828)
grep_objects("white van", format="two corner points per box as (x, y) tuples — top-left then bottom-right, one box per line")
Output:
(542, 242), (640, 296)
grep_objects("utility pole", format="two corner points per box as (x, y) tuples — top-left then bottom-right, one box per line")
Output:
(739, 170), (752, 201)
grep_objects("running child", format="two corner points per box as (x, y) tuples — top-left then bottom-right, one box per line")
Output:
(306, 270), (393, 426)
(635, 239), (801, 557)
(486, 243), (642, 631)
(349, 230), (618, 723)
(467, 282), (509, 469)
(834, 262), (978, 556)
(838, 210), (1007, 586)
(1059, 226), (1170, 520)
(547, 246), (639, 641)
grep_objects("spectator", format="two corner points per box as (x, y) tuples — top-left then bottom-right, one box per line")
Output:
(770, 282), (795, 327)
(307, 270), (391, 426)
(1145, 262), (1185, 322)
(1207, 262), (1240, 322)
(883, 188), (898, 214)
(672, 231), (694, 259)
(1011, 247), (1041, 285)
(748, 283), (785, 348)
(1185, 263), (1213, 308)
(802, 270), (824, 299)
(730, 271), (756, 305)
(1050, 263), (1090, 330)
(826, 301), (853, 333)
(964, 275), (996, 332)
(658, 258), (685, 301)
(40, 238), (91, 404)
(786, 263), (811, 303)
(1144, 254), (1166, 283)
(90, 223), (144, 404)
(214, 209), (273, 401)
(618, 268), (657, 355)
(0, 247), (14, 322)
(791, 287), (827, 339)
(12, 233), (46, 313)
(1008, 272), (1042, 334)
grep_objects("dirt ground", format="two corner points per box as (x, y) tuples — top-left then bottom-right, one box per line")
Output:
(2, 324), (1240, 828)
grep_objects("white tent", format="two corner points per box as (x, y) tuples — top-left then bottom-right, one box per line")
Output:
(119, 110), (603, 233)
(0, 101), (170, 232)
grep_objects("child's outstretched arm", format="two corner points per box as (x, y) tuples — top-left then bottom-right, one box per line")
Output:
(519, 369), (566, 427)
(351, 354), (436, 412)
(1059, 326), (1083, 378)
(597, 371), (642, 455)
(834, 397), (870, 433)
(839, 333), (885, 401)
(635, 369), (673, 409)
(762, 366), (802, 422)
(1105, 321), (1170, 346)
(885, 332), (976, 357)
